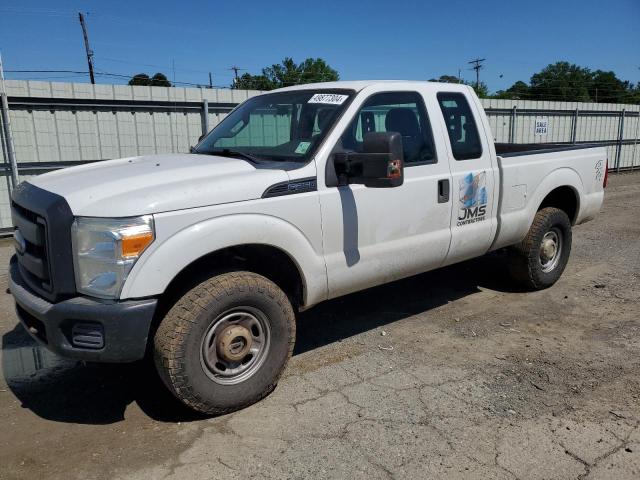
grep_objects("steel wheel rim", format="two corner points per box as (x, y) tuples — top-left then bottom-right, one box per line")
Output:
(200, 307), (271, 385)
(539, 228), (562, 273)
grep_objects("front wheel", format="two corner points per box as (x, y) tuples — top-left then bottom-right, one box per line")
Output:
(153, 271), (296, 414)
(509, 207), (572, 290)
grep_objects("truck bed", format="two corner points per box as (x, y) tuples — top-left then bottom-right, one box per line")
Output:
(495, 142), (601, 157)
(491, 143), (606, 251)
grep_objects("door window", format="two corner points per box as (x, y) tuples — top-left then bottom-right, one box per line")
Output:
(340, 92), (437, 165)
(437, 92), (483, 160)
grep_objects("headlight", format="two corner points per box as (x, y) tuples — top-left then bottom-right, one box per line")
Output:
(72, 216), (154, 299)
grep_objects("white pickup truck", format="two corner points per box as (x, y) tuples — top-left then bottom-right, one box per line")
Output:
(9, 81), (606, 414)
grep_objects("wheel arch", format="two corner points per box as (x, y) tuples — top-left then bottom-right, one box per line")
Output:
(537, 185), (580, 224)
(159, 243), (307, 311)
(121, 213), (328, 308)
(530, 168), (583, 226)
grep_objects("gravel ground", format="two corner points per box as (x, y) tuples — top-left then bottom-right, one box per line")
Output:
(1, 172), (639, 480)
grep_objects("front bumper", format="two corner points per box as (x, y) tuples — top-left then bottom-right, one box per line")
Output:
(9, 256), (157, 363)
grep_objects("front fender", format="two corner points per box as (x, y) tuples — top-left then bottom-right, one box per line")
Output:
(120, 213), (328, 306)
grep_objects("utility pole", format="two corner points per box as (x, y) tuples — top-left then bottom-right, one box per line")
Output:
(78, 13), (95, 84)
(230, 66), (243, 86)
(468, 58), (485, 89)
(0, 53), (19, 187)
(208, 72), (213, 89)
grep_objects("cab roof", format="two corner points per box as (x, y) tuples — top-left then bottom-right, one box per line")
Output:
(274, 80), (473, 93)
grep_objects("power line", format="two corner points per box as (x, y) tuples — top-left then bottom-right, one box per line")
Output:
(98, 56), (233, 76)
(4, 69), (228, 88)
(94, 71), (210, 88)
(2, 69), (636, 99)
(5, 69), (88, 74)
(0, 7), (74, 17)
(2, 69), (630, 91)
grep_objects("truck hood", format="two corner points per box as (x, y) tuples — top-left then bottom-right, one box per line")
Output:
(28, 154), (290, 217)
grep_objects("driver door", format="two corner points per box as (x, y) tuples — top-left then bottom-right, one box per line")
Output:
(318, 90), (453, 299)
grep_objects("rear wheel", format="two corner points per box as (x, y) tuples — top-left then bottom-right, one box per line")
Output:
(509, 207), (572, 290)
(153, 271), (296, 414)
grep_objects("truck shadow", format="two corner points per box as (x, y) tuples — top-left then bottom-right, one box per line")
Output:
(294, 251), (518, 355)
(1, 251), (520, 424)
(1, 323), (207, 424)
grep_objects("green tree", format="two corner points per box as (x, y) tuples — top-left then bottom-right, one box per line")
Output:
(629, 83), (640, 104)
(429, 74), (488, 97)
(431, 63), (638, 103)
(232, 57), (339, 90)
(428, 75), (462, 84)
(234, 73), (276, 90)
(471, 82), (489, 98)
(295, 57), (340, 84)
(128, 72), (172, 87)
(589, 70), (630, 104)
(495, 63), (638, 103)
(494, 80), (531, 100)
(150, 73), (171, 87)
(128, 73), (151, 86)
(529, 62), (592, 102)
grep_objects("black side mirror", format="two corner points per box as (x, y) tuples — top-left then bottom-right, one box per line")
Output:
(334, 132), (404, 188)
(190, 134), (207, 153)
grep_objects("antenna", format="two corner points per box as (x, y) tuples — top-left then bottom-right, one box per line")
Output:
(208, 72), (213, 89)
(78, 13), (95, 84)
(468, 58), (485, 89)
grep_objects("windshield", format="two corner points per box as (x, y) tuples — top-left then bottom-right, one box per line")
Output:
(194, 89), (355, 162)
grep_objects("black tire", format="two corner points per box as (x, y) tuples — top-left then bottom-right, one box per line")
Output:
(509, 207), (572, 290)
(153, 271), (296, 415)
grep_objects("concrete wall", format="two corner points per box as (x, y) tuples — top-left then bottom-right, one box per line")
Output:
(1, 80), (639, 231)
(1, 80), (263, 164)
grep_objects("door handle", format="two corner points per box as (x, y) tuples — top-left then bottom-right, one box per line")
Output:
(438, 179), (450, 203)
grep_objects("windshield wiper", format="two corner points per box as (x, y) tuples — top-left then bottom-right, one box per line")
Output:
(204, 148), (265, 164)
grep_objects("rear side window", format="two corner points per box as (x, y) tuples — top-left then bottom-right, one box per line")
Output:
(437, 92), (483, 160)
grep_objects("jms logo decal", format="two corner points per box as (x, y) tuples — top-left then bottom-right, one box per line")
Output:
(457, 171), (488, 226)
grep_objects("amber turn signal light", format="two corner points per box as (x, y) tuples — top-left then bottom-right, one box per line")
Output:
(121, 232), (154, 258)
(387, 159), (402, 179)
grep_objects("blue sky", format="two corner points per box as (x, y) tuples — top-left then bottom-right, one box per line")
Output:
(1, 0), (638, 93)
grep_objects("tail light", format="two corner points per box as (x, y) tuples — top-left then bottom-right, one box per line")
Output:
(603, 158), (609, 188)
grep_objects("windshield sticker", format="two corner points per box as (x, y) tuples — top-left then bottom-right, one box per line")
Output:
(295, 141), (311, 154)
(308, 93), (348, 105)
(457, 171), (488, 226)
